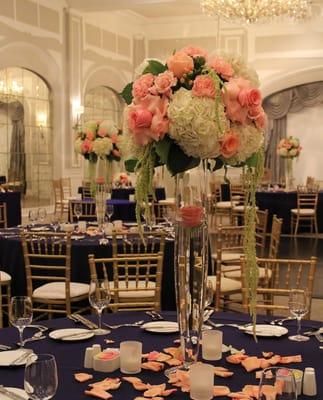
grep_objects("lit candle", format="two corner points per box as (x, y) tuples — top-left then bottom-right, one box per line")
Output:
(202, 329), (222, 361)
(190, 362), (214, 400)
(120, 341), (142, 374)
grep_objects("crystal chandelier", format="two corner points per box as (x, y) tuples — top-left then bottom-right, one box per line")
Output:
(200, 0), (311, 24)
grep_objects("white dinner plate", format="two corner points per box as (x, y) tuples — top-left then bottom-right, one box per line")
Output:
(141, 321), (179, 333)
(123, 222), (138, 227)
(30, 226), (50, 231)
(49, 328), (94, 341)
(0, 387), (28, 400)
(0, 349), (33, 367)
(243, 324), (288, 337)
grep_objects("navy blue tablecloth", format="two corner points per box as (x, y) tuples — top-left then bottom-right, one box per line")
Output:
(0, 231), (176, 311)
(0, 191), (21, 227)
(78, 187), (166, 201)
(0, 311), (321, 399)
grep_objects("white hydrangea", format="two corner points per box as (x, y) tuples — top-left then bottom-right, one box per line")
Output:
(74, 138), (83, 154)
(92, 138), (113, 158)
(226, 123), (264, 165)
(278, 147), (288, 157)
(84, 120), (97, 133)
(99, 120), (118, 136)
(168, 88), (228, 159)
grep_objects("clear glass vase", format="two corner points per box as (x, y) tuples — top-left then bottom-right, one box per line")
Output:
(170, 164), (209, 374)
(95, 183), (107, 229)
(285, 157), (294, 191)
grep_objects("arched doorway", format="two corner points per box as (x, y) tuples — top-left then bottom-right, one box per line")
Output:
(0, 67), (53, 206)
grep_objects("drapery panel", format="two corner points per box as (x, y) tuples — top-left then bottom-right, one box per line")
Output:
(0, 100), (26, 193)
(263, 82), (323, 184)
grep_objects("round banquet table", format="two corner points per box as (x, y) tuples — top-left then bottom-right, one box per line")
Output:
(78, 187), (166, 201)
(0, 311), (321, 399)
(0, 227), (176, 311)
(0, 191), (21, 227)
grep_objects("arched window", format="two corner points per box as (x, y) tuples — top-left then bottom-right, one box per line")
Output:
(84, 86), (124, 128)
(0, 67), (53, 206)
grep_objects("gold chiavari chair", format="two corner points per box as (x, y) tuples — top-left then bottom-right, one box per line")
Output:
(52, 179), (69, 216)
(291, 186), (319, 235)
(88, 253), (163, 312)
(241, 256), (317, 318)
(61, 177), (72, 199)
(255, 209), (269, 257)
(69, 199), (96, 222)
(153, 201), (175, 224)
(112, 231), (166, 258)
(21, 231), (89, 317)
(0, 202), (11, 327)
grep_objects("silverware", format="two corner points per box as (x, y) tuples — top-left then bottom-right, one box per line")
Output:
(203, 309), (214, 321)
(17, 332), (46, 346)
(9, 350), (33, 366)
(206, 320), (251, 330)
(0, 386), (27, 400)
(146, 311), (164, 321)
(70, 314), (98, 329)
(54, 331), (93, 340)
(103, 320), (144, 329)
(0, 344), (11, 350)
(270, 317), (296, 325)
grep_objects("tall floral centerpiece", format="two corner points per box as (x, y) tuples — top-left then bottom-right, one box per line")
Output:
(277, 136), (301, 191)
(74, 119), (122, 191)
(121, 46), (266, 363)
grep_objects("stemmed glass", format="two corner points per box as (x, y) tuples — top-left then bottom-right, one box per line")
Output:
(38, 208), (47, 224)
(24, 354), (58, 400)
(9, 296), (33, 347)
(204, 280), (214, 309)
(74, 203), (82, 223)
(51, 214), (60, 237)
(258, 367), (297, 399)
(288, 288), (309, 341)
(106, 204), (114, 223)
(28, 210), (38, 227)
(89, 278), (111, 335)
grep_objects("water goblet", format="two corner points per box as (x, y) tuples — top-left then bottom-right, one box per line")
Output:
(51, 214), (60, 236)
(106, 204), (114, 223)
(9, 296), (33, 348)
(74, 203), (82, 223)
(89, 278), (111, 335)
(288, 288), (309, 341)
(28, 210), (37, 227)
(258, 367), (297, 400)
(24, 354), (58, 400)
(38, 208), (47, 224)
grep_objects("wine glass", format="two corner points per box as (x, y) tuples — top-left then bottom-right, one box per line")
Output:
(288, 288), (309, 341)
(89, 279), (111, 335)
(258, 367), (297, 400)
(24, 354), (58, 400)
(38, 208), (47, 225)
(204, 280), (214, 309)
(106, 204), (114, 223)
(74, 203), (82, 223)
(9, 296), (33, 347)
(51, 214), (60, 236)
(28, 210), (37, 227)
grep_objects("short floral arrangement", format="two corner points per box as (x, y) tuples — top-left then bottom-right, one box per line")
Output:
(277, 136), (301, 158)
(74, 119), (122, 163)
(114, 172), (131, 188)
(121, 45), (266, 324)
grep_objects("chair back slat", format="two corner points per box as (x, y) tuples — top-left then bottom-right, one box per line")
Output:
(0, 202), (8, 228)
(69, 200), (96, 222)
(268, 215), (282, 258)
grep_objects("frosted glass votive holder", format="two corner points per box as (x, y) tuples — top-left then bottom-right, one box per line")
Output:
(120, 341), (142, 374)
(190, 362), (214, 400)
(202, 329), (223, 361)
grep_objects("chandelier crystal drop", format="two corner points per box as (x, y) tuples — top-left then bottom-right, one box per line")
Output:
(200, 0), (311, 24)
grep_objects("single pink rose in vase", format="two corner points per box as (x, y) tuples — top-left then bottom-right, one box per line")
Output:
(179, 205), (204, 228)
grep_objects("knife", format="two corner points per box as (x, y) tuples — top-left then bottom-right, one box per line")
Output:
(9, 350), (32, 366)
(0, 386), (27, 400)
(71, 314), (98, 329)
(54, 331), (93, 340)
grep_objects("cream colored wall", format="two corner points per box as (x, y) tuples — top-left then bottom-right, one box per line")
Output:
(0, 1), (322, 202)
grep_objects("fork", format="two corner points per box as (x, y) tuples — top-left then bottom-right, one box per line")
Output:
(103, 320), (144, 329)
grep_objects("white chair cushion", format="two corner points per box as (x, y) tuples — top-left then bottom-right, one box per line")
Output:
(215, 201), (232, 209)
(232, 205), (259, 212)
(291, 208), (315, 215)
(33, 282), (89, 300)
(224, 267), (272, 280)
(0, 270), (11, 282)
(212, 252), (243, 262)
(207, 276), (241, 293)
(109, 280), (156, 299)
(158, 198), (175, 205)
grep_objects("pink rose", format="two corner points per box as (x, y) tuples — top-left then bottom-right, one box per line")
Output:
(97, 128), (108, 137)
(81, 139), (93, 153)
(248, 106), (262, 120)
(86, 131), (95, 141)
(112, 149), (121, 158)
(247, 88), (262, 107)
(151, 71), (177, 96)
(132, 73), (154, 99)
(179, 205), (204, 228)
(181, 46), (208, 59)
(128, 106), (153, 132)
(150, 109), (169, 141)
(192, 75), (216, 98)
(110, 133), (118, 144)
(166, 51), (194, 78)
(220, 132), (240, 158)
(255, 111), (267, 130)
(222, 78), (251, 124)
(208, 57), (234, 81)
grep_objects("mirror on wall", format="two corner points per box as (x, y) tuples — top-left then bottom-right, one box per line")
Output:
(0, 67), (53, 207)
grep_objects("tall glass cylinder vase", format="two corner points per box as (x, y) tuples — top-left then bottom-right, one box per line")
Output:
(285, 157), (294, 191)
(95, 183), (106, 230)
(173, 165), (209, 371)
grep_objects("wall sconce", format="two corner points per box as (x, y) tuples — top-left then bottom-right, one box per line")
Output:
(37, 112), (47, 139)
(72, 102), (84, 131)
